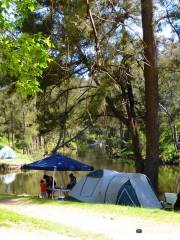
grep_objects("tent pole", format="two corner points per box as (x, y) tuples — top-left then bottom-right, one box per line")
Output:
(52, 167), (56, 199)
(60, 172), (65, 189)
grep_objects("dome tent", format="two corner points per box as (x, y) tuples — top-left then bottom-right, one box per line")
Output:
(69, 169), (162, 208)
(0, 146), (16, 159)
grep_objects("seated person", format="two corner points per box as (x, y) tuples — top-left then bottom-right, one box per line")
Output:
(174, 193), (180, 211)
(67, 173), (77, 190)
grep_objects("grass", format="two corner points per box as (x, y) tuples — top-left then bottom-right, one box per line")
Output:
(0, 207), (110, 240)
(1, 194), (180, 224)
(0, 137), (9, 147)
(14, 152), (34, 164)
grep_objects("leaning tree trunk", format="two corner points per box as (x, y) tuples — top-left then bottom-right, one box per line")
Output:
(122, 81), (144, 173)
(141, 0), (159, 192)
(128, 119), (144, 173)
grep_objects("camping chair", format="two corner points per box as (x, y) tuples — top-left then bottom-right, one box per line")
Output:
(163, 192), (177, 210)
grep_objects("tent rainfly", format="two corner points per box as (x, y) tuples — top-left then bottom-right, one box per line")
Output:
(69, 169), (162, 208)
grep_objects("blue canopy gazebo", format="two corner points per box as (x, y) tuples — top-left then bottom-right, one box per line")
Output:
(22, 153), (94, 171)
(22, 153), (94, 198)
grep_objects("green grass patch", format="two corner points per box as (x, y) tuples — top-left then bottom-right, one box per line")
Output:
(1, 194), (180, 224)
(0, 137), (9, 147)
(0, 208), (109, 240)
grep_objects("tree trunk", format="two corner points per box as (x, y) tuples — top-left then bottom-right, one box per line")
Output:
(141, 0), (159, 192)
(122, 82), (144, 173)
(128, 120), (144, 173)
(52, 130), (64, 154)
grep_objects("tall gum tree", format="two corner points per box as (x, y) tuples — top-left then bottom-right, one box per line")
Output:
(141, 0), (159, 192)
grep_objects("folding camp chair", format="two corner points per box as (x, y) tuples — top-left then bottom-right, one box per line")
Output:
(163, 192), (177, 210)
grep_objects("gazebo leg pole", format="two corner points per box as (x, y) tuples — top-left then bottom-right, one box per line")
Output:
(52, 167), (56, 199)
(60, 171), (65, 189)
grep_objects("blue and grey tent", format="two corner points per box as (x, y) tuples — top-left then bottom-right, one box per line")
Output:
(22, 153), (94, 171)
(0, 146), (16, 159)
(69, 169), (162, 208)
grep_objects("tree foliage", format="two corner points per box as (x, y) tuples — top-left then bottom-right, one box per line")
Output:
(0, 0), (51, 95)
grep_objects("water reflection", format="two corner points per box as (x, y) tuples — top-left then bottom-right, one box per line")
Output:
(0, 173), (16, 184)
(159, 166), (180, 195)
(0, 147), (179, 197)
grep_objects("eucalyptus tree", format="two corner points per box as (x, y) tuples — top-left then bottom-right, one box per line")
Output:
(141, 0), (159, 191)
(52, 0), (161, 191)
(80, 0), (145, 172)
(20, 0), (146, 172)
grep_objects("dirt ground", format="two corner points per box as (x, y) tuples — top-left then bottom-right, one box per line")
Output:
(0, 198), (180, 240)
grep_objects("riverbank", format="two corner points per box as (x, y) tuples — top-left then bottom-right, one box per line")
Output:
(0, 152), (34, 172)
(0, 195), (180, 240)
(0, 159), (22, 172)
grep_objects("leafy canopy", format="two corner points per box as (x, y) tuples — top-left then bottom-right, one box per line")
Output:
(0, 0), (52, 96)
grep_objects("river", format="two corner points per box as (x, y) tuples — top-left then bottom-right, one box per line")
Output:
(0, 147), (179, 198)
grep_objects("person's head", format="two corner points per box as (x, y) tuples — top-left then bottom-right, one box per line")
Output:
(43, 174), (48, 179)
(40, 180), (44, 184)
(69, 173), (74, 179)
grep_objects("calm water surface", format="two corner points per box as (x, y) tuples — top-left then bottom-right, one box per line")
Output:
(0, 147), (179, 198)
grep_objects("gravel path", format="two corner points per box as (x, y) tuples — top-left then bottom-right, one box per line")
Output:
(0, 198), (180, 240)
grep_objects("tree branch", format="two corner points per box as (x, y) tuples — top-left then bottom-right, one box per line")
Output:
(106, 97), (128, 126)
(86, 0), (101, 65)
(57, 126), (89, 150)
